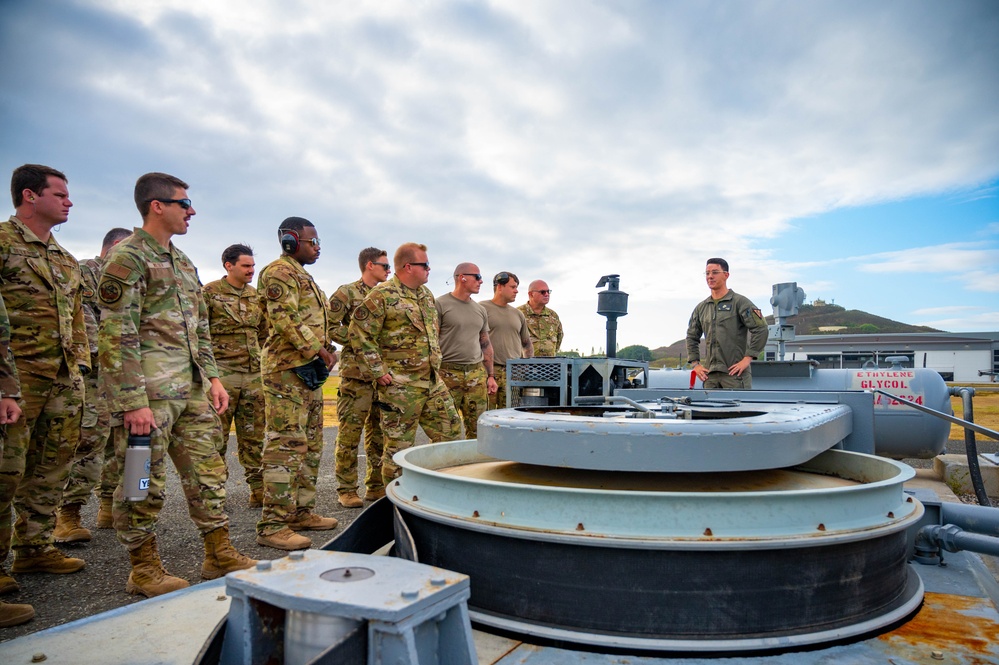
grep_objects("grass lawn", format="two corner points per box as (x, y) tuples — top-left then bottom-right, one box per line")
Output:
(322, 376), (340, 426)
(949, 389), (999, 440)
(321, 375), (998, 440)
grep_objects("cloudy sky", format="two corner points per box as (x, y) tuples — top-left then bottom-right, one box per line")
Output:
(2, 0), (997, 354)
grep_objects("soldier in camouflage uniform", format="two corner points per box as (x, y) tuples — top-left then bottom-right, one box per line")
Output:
(330, 247), (389, 509)
(203, 244), (267, 506)
(255, 217), (339, 551)
(54, 227), (132, 543)
(686, 257), (769, 389)
(481, 272), (533, 410)
(349, 242), (461, 485)
(518, 279), (564, 357)
(0, 286), (33, 627)
(0, 164), (89, 585)
(98, 173), (255, 598)
(436, 263), (498, 439)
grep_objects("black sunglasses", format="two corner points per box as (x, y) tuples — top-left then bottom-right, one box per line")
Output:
(408, 262), (430, 269)
(461, 273), (483, 281)
(148, 198), (193, 210)
(372, 261), (391, 270)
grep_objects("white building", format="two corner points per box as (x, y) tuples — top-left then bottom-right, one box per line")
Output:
(767, 332), (999, 383)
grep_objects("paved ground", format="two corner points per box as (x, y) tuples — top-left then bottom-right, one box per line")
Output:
(0, 426), (373, 642)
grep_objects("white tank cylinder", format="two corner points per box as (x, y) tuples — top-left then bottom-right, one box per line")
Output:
(645, 366), (952, 459)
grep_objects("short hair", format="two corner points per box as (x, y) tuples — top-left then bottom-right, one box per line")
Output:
(277, 216), (314, 235)
(453, 262), (477, 278)
(222, 243), (254, 266)
(706, 257), (729, 272)
(358, 246), (387, 272)
(493, 271), (519, 288)
(101, 227), (132, 251)
(394, 242), (427, 270)
(11, 164), (67, 208)
(134, 172), (189, 218)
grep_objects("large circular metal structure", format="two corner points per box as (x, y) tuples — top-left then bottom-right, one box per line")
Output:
(387, 403), (925, 652)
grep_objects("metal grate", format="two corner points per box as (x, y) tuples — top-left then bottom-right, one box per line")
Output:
(509, 360), (565, 383)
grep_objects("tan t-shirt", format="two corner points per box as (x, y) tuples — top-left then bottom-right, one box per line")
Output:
(436, 293), (489, 364)
(480, 300), (530, 364)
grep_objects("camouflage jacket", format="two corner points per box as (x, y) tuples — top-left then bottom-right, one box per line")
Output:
(0, 292), (21, 398)
(517, 304), (564, 357)
(80, 256), (102, 360)
(686, 289), (769, 373)
(203, 278), (266, 376)
(0, 216), (88, 380)
(329, 279), (374, 382)
(348, 275), (441, 388)
(258, 254), (331, 374)
(97, 228), (219, 413)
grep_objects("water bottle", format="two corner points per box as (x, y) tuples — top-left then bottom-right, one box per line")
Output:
(123, 434), (151, 501)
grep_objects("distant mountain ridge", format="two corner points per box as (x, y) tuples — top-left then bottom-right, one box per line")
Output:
(652, 303), (942, 361)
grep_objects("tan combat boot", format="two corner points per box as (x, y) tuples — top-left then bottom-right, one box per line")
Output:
(0, 601), (34, 628)
(338, 491), (363, 508)
(256, 527), (311, 551)
(125, 538), (189, 598)
(365, 488), (386, 501)
(0, 569), (19, 595)
(54, 503), (93, 543)
(288, 511), (338, 531)
(201, 527), (257, 580)
(96, 496), (114, 529)
(248, 488), (264, 508)
(12, 545), (85, 574)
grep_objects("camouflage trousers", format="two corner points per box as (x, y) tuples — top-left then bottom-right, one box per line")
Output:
(60, 369), (111, 506)
(378, 376), (461, 485)
(218, 370), (265, 491)
(257, 369), (323, 537)
(487, 364), (508, 410)
(97, 424), (124, 500)
(334, 377), (384, 495)
(439, 362), (488, 438)
(0, 364), (83, 562)
(112, 392), (228, 551)
(703, 371), (752, 390)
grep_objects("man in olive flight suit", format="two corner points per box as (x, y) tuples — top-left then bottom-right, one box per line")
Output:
(349, 242), (461, 486)
(686, 257), (769, 389)
(203, 243), (267, 506)
(255, 217), (338, 551)
(98, 172), (255, 597)
(329, 247), (389, 509)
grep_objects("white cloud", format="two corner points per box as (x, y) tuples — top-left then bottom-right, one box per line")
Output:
(3, 0), (998, 349)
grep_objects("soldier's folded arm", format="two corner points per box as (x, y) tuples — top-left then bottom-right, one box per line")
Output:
(264, 270), (324, 359)
(96, 255), (148, 414)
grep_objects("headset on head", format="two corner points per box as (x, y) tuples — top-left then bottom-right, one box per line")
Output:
(280, 229), (299, 254)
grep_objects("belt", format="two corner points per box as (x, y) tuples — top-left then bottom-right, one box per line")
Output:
(441, 362), (482, 372)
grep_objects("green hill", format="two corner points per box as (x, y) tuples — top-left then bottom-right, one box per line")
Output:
(650, 303), (942, 365)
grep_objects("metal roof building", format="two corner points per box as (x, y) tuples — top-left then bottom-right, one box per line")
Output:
(767, 331), (999, 383)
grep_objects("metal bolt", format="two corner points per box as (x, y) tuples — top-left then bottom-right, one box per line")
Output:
(931, 651), (944, 660)
(412, 495), (419, 501)
(289, 551), (305, 561)
(472, 510), (480, 518)
(31, 654), (47, 663)
(401, 589), (420, 600)
(257, 560), (272, 571)
(576, 523), (585, 531)
(431, 577), (446, 586)
(887, 512), (895, 518)
(817, 523), (826, 531)
(703, 528), (713, 536)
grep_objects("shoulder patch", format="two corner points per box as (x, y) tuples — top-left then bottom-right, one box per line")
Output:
(752, 308), (763, 320)
(329, 298), (345, 314)
(98, 279), (124, 305)
(266, 283), (285, 301)
(353, 304), (370, 321)
(104, 262), (136, 282)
